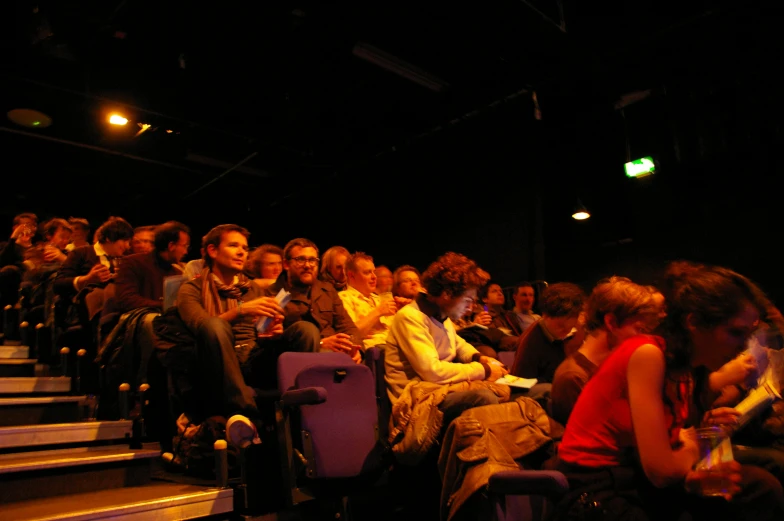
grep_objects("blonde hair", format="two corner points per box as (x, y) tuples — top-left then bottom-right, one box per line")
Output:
(319, 245), (350, 279)
(584, 276), (658, 333)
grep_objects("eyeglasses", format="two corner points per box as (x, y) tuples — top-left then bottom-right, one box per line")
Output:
(290, 256), (320, 266)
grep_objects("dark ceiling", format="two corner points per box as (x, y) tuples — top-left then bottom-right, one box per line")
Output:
(2, 0), (756, 182)
(2, 0), (782, 291)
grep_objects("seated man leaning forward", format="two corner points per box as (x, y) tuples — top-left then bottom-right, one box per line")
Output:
(176, 224), (288, 447)
(385, 251), (509, 442)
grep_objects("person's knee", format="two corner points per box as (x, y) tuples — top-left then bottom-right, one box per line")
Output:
(283, 320), (321, 352)
(473, 388), (500, 407)
(739, 464), (784, 502)
(197, 316), (233, 343)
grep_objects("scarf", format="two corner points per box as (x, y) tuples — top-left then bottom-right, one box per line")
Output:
(321, 271), (347, 292)
(200, 268), (252, 317)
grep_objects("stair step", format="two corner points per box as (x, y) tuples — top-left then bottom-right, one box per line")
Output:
(0, 482), (233, 521)
(0, 377), (71, 394)
(0, 395), (83, 406)
(0, 420), (132, 449)
(0, 395), (85, 427)
(0, 358), (38, 377)
(0, 345), (29, 358)
(0, 445), (160, 475)
(0, 444), (162, 504)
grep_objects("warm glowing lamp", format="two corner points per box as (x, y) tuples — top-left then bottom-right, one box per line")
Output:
(572, 200), (591, 220)
(109, 114), (128, 125)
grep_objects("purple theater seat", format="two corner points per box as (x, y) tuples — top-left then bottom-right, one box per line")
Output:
(277, 351), (381, 479)
(488, 469), (569, 521)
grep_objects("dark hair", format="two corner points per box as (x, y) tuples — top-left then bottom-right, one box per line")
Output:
(421, 252), (489, 298)
(283, 238), (319, 262)
(658, 260), (769, 370)
(479, 280), (503, 301)
(514, 281), (534, 292)
(154, 221), (190, 252)
(41, 218), (72, 240)
(202, 224), (250, 268)
(96, 216), (134, 243)
(584, 276), (658, 333)
(539, 282), (586, 318)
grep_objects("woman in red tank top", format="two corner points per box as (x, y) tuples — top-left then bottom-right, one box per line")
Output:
(554, 261), (784, 521)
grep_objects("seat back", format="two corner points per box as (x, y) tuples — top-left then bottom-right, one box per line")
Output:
(364, 346), (391, 446)
(278, 352), (381, 479)
(490, 490), (558, 521)
(488, 469), (569, 521)
(278, 351), (350, 391)
(497, 350), (516, 368)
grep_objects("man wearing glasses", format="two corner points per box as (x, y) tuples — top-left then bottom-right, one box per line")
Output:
(264, 237), (363, 365)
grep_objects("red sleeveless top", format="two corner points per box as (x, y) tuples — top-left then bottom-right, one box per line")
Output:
(558, 335), (693, 468)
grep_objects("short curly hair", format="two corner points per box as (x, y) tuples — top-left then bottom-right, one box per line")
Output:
(96, 216), (134, 243)
(421, 252), (490, 298)
(246, 244), (284, 279)
(539, 282), (586, 318)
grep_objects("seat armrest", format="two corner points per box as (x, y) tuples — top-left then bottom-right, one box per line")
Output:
(253, 388), (282, 402)
(487, 470), (569, 497)
(280, 386), (327, 407)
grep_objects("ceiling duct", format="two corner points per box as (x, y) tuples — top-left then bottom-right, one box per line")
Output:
(352, 42), (449, 93)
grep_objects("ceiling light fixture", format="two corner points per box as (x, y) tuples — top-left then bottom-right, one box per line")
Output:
(572, 200), (590, 221)
(7, 108), (52, 129)
(352, 42), (449, 93)
(108, 114), (128, 125)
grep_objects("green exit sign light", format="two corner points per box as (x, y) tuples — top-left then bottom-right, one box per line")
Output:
(624, 156), (656, 178)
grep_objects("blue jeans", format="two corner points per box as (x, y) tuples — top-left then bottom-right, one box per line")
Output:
(439, 388), (500, 428)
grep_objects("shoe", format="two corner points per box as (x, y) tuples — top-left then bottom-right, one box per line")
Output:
(226, 414), (262, 449)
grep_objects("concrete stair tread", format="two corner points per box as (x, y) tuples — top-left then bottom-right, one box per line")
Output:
(0, 420), (132, 449)
(0, 345), (29, 358)
(0, 481), (233, 521)
(0, 395), (84, 406)
(0, 377), (71, 394)
(0, 444), (161, 475)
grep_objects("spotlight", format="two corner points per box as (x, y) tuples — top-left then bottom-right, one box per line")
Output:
(572, 200), (590, 221)
(109, 114), (128, 125)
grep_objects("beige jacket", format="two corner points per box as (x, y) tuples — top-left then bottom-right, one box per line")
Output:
(388, 379), (511, 466)
(438, 396), (563, 521)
